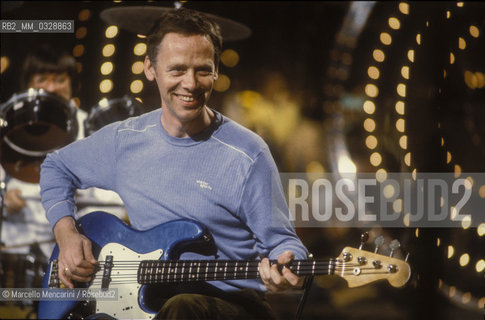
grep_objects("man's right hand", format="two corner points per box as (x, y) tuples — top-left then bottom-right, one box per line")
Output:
(53, 216), (98, 288)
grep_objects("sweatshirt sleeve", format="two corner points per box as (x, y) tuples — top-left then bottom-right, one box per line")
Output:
(40, 122), (118, 229)
(238, 145), (308, 260)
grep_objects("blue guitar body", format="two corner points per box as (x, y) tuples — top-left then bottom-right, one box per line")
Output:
(38, 211), (209, 319)
(37, 212), (412, 319)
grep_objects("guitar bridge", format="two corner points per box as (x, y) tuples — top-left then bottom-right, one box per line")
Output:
(48, 259), (60, 288)
(102, 255), (113, 290)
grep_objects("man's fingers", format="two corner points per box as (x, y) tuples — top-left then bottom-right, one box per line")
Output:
(82, 238), (98, 264)
(59, 264), (74, 288)
(282, 268), (302, 287)
(60, 262), (96, 285)
(70, 263), (96, 278)
(70, 272), (94, 282)
(74, 259), (97, 271)
(258, 258), (271, 282)
(270, 264), (285, 287)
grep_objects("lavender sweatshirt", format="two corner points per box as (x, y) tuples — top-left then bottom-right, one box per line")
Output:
(40, 108), (308, 291)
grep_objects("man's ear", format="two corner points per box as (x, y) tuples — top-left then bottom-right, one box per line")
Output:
(144, 55), (156, 81)
(213, 68), (219, 81)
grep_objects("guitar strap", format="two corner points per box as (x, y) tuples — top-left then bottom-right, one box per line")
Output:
(295, 275), (314, 320)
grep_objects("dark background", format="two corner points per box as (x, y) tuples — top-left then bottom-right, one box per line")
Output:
(1, 1), (484, 319)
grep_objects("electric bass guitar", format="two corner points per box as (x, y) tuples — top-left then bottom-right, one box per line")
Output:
(38, 211), (411, 319)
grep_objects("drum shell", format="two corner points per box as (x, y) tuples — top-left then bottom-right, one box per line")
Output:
(0, 89), (78, 183)
(85, 95), (146, 136)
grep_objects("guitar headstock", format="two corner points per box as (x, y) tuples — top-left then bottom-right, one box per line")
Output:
(336, 246), (411, 288)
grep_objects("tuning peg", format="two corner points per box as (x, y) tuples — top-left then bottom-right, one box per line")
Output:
(389, 239), (400, 257)
(359, 232), (369, 250)
(374, 235), (385, 253)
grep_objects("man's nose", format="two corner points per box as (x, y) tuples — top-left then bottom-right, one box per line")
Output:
(181, 70), (197, 90)
(44, 80), (58, 93)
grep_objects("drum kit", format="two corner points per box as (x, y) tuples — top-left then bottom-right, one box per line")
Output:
(0, 4), (250, 317)
(0, 89), (146, 316)
(0, 89), (147, 181)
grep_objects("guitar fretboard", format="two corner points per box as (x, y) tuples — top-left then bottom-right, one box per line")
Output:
(137, 259), (336, 284)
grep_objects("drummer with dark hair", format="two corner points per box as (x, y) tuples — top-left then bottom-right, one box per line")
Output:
(20, 44), (78, 101)
(1, 45), (124, 286)
(2, 45), (79, 263)
(3, 44), (81, 218)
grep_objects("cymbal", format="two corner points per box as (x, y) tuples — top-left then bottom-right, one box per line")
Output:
(100, 6), (251, 41)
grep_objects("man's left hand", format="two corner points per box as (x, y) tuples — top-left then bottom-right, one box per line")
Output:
(259, 250), (304, 292)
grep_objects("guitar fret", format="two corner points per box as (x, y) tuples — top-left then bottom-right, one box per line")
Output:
(140, 262), (144, 283)
(139, 259), (334, 283)
(138, 259), (345, 283)
(168, 261), (172, 282)
(156, 262), (160, 282)
(176, 261), (180, 282)
(139, 262), (143, 283)
(151, 261), (156, 283)
(138, 262), (142, 283)
(148, 261), (152, 281)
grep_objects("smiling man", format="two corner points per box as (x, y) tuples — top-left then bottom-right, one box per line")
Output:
(40, 8), (307, 319)
(144, 32), (217, 138)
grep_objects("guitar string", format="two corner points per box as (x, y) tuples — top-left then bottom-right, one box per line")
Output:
(93, 259), (341, 263)
(57, 270), (388, 287)
(91, 264), (340, 268)
(85, 267), (389, 286)
(91, 262), (339, 267)
(53, 264), (372, 280)
(52, 263), (374, 275)
(91, 260), (344, 268)
(87, 266), (356, 278)
(86, 274), (390, 286)
(87, 263), (349, 273)
(88, 263), (346, 272)
(52, 260), (393, 286)
(90, 267), (385, 276)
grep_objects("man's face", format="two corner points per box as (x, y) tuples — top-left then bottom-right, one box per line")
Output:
(144, 33), (218, 127)
(29, 72), (72, 100)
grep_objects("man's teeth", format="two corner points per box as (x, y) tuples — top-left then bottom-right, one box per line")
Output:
(179, 95), (194, 102)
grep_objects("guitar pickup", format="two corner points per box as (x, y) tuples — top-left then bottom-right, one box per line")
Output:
(102, 255), (113, 290)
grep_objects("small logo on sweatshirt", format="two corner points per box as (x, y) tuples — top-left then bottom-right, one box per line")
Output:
(196, 180), (212, 190)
